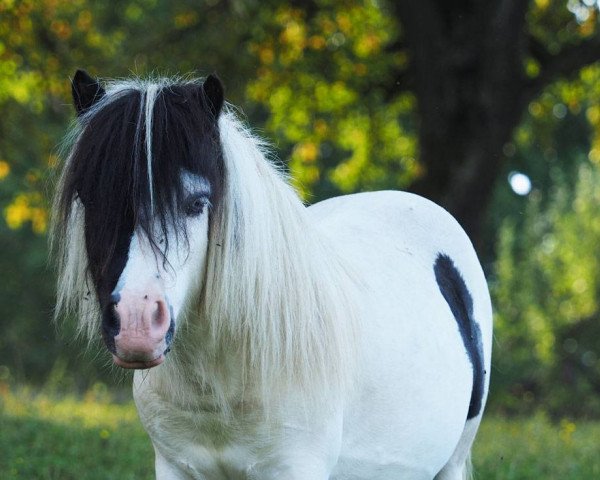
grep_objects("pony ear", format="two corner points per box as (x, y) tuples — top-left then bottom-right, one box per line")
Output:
(72, 69), (105, 116)
(202, 74), (224, 118)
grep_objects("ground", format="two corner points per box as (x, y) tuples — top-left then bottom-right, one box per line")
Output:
(0, 386), (599, 479)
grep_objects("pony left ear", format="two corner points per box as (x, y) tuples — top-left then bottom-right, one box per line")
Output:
(202, 74), (224, 118)
(72, 69), (106, 116)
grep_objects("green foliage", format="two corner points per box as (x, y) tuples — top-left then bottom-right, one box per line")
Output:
(482, 64), (598, 262)
(0, 225), (55, 382)
(491, 163), (600, 416)
(246, 1), (418, 200)
(529, 0), (599, 52)
(484, 57), (600, 418)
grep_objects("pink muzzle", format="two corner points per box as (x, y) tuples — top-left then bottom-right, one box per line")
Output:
(110, 286), (173, 369)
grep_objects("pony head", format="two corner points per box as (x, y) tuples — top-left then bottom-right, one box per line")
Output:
(54, 70), (225, 368)
(53, 71), (357, 408)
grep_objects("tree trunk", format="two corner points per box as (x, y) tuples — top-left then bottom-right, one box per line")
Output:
(389, 0), (532, 248)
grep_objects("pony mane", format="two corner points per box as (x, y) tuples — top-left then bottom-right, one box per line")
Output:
(198, 111), (360, 406)
(51, 75), (359, 408)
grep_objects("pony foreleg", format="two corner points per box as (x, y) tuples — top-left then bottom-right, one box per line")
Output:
(154, 448), (194, 480)
(248, 460), (333, 480)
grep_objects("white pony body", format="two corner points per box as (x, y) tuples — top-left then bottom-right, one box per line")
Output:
(54, 74), (492, 480)
(134, 190), (491, 480)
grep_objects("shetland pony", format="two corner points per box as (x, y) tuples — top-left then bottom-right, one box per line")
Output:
(52, 70), (492, 479)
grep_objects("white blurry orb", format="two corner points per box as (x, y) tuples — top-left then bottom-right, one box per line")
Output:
(508, 171), (532, 196)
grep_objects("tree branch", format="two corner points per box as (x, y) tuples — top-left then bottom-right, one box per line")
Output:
(493, 0), (532, 33)
(524, 33), (600, 101)
(527, 34), (553, 65)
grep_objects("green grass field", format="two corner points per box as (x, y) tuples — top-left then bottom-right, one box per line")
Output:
(1, 386), (599, 479)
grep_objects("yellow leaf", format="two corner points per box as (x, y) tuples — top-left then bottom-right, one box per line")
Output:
(0, 160), (9, 180)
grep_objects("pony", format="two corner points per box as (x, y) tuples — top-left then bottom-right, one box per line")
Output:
(52, 70), (492, 480)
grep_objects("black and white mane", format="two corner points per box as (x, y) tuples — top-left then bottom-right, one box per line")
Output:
(56, 76), (225, 307)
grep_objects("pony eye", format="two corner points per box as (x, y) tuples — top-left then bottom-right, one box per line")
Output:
(184, 194), (208, 217)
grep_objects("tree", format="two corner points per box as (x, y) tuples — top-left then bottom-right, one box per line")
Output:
(492, 163), (600, 416)
(2, 0), (600, 395)
(248, 0), (600, 246)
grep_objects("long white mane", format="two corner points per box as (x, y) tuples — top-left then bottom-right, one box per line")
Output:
(198, 110), (359, 406)
(52, 79), (360, 408)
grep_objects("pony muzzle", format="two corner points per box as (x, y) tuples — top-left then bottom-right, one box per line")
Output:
(107, 290), (174, 369)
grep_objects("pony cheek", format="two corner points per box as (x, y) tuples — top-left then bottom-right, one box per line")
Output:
(164, 219), (210, 320)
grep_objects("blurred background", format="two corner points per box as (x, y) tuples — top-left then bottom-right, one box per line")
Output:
(1, 0), (600, 476)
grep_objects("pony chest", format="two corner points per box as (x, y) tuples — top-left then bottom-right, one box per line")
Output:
(138, 399), (268, 477)
(134, 383), (344, 478)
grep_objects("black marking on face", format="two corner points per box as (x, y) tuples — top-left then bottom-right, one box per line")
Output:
(434, 253), (485, 420)
(102, 293), (121, 353)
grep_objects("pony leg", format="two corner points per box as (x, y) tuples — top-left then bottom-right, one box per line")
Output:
(434, 416), (481, 480)
(249, 459), (332, 480)
(434, 453), (471, 480)
(155, 449), (191, 480)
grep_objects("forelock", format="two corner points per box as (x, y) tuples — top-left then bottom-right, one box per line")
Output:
(56, 77), (224, 289)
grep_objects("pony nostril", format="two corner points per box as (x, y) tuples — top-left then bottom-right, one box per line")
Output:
(151, 300), (169, 331)
(109, 292), (121, 305)
(165, 319), (175, 348)
(101, 301), (120, 355)
(102, 302), (121, 338)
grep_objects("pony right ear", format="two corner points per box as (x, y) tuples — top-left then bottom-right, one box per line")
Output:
(72, 70), (105, 116)
(202, 74), (224, 118)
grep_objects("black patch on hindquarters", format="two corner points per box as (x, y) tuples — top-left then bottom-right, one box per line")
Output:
(434, 253), (485, 420)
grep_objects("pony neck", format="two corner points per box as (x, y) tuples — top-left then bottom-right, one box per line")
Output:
(172, 111), (360, 412)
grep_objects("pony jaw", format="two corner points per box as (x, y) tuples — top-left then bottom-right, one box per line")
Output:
(112, 353), (165, 369)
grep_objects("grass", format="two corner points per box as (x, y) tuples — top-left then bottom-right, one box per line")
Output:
(473, 414), (600, 479)
(1, 384), (599, 479)
(0, 384), (153, 479)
